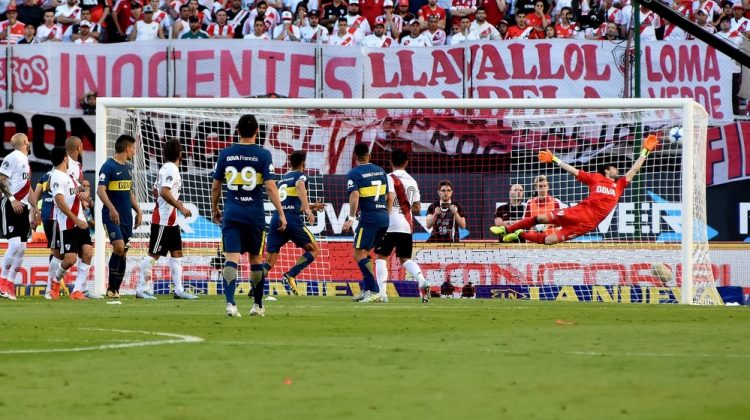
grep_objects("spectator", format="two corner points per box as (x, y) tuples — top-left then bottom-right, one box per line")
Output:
(172, 4), (191, 38)
(226, 0), (250, 38)
(207, 8), (234, 37)
(450, 0), (476, 29)
(360, 16), (394, 46)
(293, 2), (309, 28)
(730, 3), (750, 36)
(524, 175), (563, 235)
(346, 0), (370, 42)
(692, 9), (716, 35)
(449, 15), (471, 43)
(112, 0), (135, 40)
(244, 16), (271, 38)
(662, 17), (686, 41)
(400, 17), (432, 45)
(328, 16), (357, 45)
(543, 23), (556, 37)
(426, 180), (466, 243)
(527, 0), (550, 38)
(515, 0), (548, 17)
(469, 7), (500, 39)
(395, 0), (414, 24)
(273, 10), (301, 40)
(461, 281), (475, 298)
(80, 91), (96, 114)
(696, 0), (722, 24)
(506, 9), (532, 38)
(670, 0), (692, 19)
(181, 14), (209, 38)
(424, 13), (446, 44)
(322, 0), (348, 32)
(18, 0), (44, 29)
(16, 23), (39, 44)
(478, 0), (506, 27)
(359, 0), (384, 27)
(74, 19), (98, 43)
(440, 279), (455, 297)
(554, 6), (576, 38)
(418, 0), (446, 29)
(379, 0), (403, 39)
(148, 0), (170, 34)
(246, 1), (279, 37)
(0, 5), (26, 44)
(497, 18), (509, 38)
(37, 8), (63, 42)
(716, 15), (742, 115)
(131, 5), (166, 40)
(494, 183), (525, 229)
(187, 0), (211, 26)
(300, 9), (330, 42)
(637, 4), (660, 41)
(78, 0), (111, 42)
(55, 0), (82, 35)
(65, 8), (101, 42)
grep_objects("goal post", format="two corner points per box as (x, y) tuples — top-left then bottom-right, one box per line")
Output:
(94, 98), (718, 305)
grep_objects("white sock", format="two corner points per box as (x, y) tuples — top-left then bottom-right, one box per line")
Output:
(55, 264), (69, 283)
(169, 257), (184, 294)
(74, 261), (91, 293)
(48, 257), (62, 290)
(375, 259), (388, 296)
(139, 256), (157, 294)
(1, 238), (23, 279)
(8, 256), (23, 283)
(403, 260), (428, 289)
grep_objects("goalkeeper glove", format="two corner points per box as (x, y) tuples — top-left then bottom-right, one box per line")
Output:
(538, 150), (560, 164)
(641, 135), (659, 157)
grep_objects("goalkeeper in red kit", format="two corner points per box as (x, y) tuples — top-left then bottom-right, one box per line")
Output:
(491, 135), (659, 245)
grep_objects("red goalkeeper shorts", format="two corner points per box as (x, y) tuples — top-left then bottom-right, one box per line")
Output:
(546, 207), (599, 240)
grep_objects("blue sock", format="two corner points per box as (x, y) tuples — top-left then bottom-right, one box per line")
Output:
(223, 261), (238, 305)
(286, 252), (314, 278)
(357, 257), (378, 293)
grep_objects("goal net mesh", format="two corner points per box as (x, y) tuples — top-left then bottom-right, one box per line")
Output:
(99, 102), (720, 304)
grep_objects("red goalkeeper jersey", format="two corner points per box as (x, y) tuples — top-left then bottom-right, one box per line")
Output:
(575, 170), (629, 224)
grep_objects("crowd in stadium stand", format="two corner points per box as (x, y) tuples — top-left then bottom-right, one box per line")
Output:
(0, 0), (749, 45)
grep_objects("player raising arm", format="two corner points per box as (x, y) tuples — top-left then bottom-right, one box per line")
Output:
(263, 150), (325, 296)
(491, 135), (659, 245)
(139, 138), (198, 300)
(211, 114), (286, 317)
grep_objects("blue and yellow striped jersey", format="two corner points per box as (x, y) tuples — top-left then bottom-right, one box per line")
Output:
(98, 157), (133, 226)
(346, 163), (388, 224)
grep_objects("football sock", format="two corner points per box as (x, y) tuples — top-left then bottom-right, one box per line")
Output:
(403, 260), (428, 288)
(48, 256), (62, 292)
(1, 238), (23, 280)
(117, 256), (128, 291)
(170, 257), (184, 294)
(357, 257), (378, 293)
(520, 231), (547, 244)
(139, 256), (157, 294)
(9, 256), (24, 284)
(251, 264), (264, 307)
(108, 253), (122, 291)
(287, 252), (314, 278)
(507, 216), (539, 232)
(375, 258), (388, 296)
(223, 261), (238, 305)
(74, 261), (90, 293)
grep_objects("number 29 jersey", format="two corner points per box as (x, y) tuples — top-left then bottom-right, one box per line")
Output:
(212, 143), (276, 226)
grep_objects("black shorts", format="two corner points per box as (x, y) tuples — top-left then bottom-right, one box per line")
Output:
(43, 219), (60, 249)
(148, 224), (183, 256)
(59, 227), (93, 255)
(1, 198), (30, 242)
(374, 232), (413, 259)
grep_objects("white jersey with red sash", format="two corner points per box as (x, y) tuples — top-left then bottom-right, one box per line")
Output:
(387, 169), (420, 234)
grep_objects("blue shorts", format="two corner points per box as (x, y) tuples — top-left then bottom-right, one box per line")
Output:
(353, 223), (388, 251)
(104, 222), (132, 247)
(266, 221), (315, 254)
(222, 219), (266, 255)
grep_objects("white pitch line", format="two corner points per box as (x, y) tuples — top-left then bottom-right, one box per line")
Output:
(0, 328), (203, 354)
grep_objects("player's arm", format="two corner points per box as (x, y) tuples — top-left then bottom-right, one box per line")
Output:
(296, 178), (322, 224)
(265, 180), (287, 231)
(0, 173), (23, 214)
(54, 193), (87, 230)
(27, 183), (40, 227)
(539, 149), (579, 177)
(386, 190), (394, 214)
(130, 191), (142, 227)
(342, 190), (359, 232)
(626, 135), (659, 182)
(160, 186), (191, 217)
(210, 179), (222, 224)
(96, 184), (120, 225)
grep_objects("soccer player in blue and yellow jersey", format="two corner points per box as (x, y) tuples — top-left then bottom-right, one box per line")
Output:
(342, 143), (392, 303)
(211, 114), (287, 317)
(97, 134), (143, 299)
(263, 150), (325, 295)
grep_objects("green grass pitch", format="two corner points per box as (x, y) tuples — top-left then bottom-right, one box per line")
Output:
(1, 296), (749, 419)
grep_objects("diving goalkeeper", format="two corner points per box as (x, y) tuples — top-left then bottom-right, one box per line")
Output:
(491, 135), (659, 245)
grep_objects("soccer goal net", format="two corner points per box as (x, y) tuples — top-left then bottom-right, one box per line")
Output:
(95, 98), (720, 305)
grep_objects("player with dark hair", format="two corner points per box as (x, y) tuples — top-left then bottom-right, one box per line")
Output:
(342, 142), (392, 303)
(139, 138), (198, 300)
(212, 114), (286, 317)
(97, 134), (143, 298)
(374, 148), (431, 303)
(491, 135), (659, 244)
(49, 147), (93, 300)
(263, 150), (325, 295)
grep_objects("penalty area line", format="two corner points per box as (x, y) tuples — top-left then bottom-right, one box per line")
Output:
(0, 328), (203, 354)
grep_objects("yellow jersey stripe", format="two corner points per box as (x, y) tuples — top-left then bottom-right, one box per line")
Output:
(284, 187), (298, 197)
(108, 180), (132, 191)
(358, 185), (387, 198)
(225, 173), (264, 186)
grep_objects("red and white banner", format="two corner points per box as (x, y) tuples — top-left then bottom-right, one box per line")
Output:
(706, 121), (750, 186)
(0, 40), (735, 123)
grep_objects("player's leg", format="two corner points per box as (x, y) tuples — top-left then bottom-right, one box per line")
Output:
(73, 237), (94, 299)
(394, 233), (430, 303)
(221, 220), (243, 316)
(0, 205), (29, 300)
(373, 233), (397, 303)
(263, 220), (287, 294)
(168, 225), (196, 300)
(56, 229), (85, 300)
(105, 222), (127, 296)
(44, 220), (63, 299)
(357, 224), (388, 303)
(248, 228), (266, 316)
(138, 224), (166, 299)
(283, 226), (319, 295)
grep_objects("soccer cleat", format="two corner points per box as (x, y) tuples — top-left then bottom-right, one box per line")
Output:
(135, 291), (157, 300)
(84, 291), (104, 299)
(282, 274), (299, 295)
(421, 283), (431, 303)
(70, 291), (87, 300)
(1, 280), (17, 301)
(379, 292), (389, 303)
(44, 291), (52, 300)
(106, 290), (120, 299)
(358, 291), (384, 303)
(489, 225), (507, 236)
(249, 304), (265, 317)
(352, 290), (366, 302)
(59, 282), (70, 297)
(174, 291), (198, 300)
(226, 303), (241, 317)
(49, 282), (61, 300)
(502, 229), (524, 243)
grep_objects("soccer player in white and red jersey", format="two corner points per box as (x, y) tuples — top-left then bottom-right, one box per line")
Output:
(418, 0), (446, 29)
(492, 135), (659, 245)
(49, 147), (93, 300)
(374, 149), (430, 303)
(138, 139), (198, 300)
(207, 8), (234, 37)
(0, 133), (38, 301)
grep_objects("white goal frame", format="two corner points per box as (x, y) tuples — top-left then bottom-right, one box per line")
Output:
(95, 97), (705, 304)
